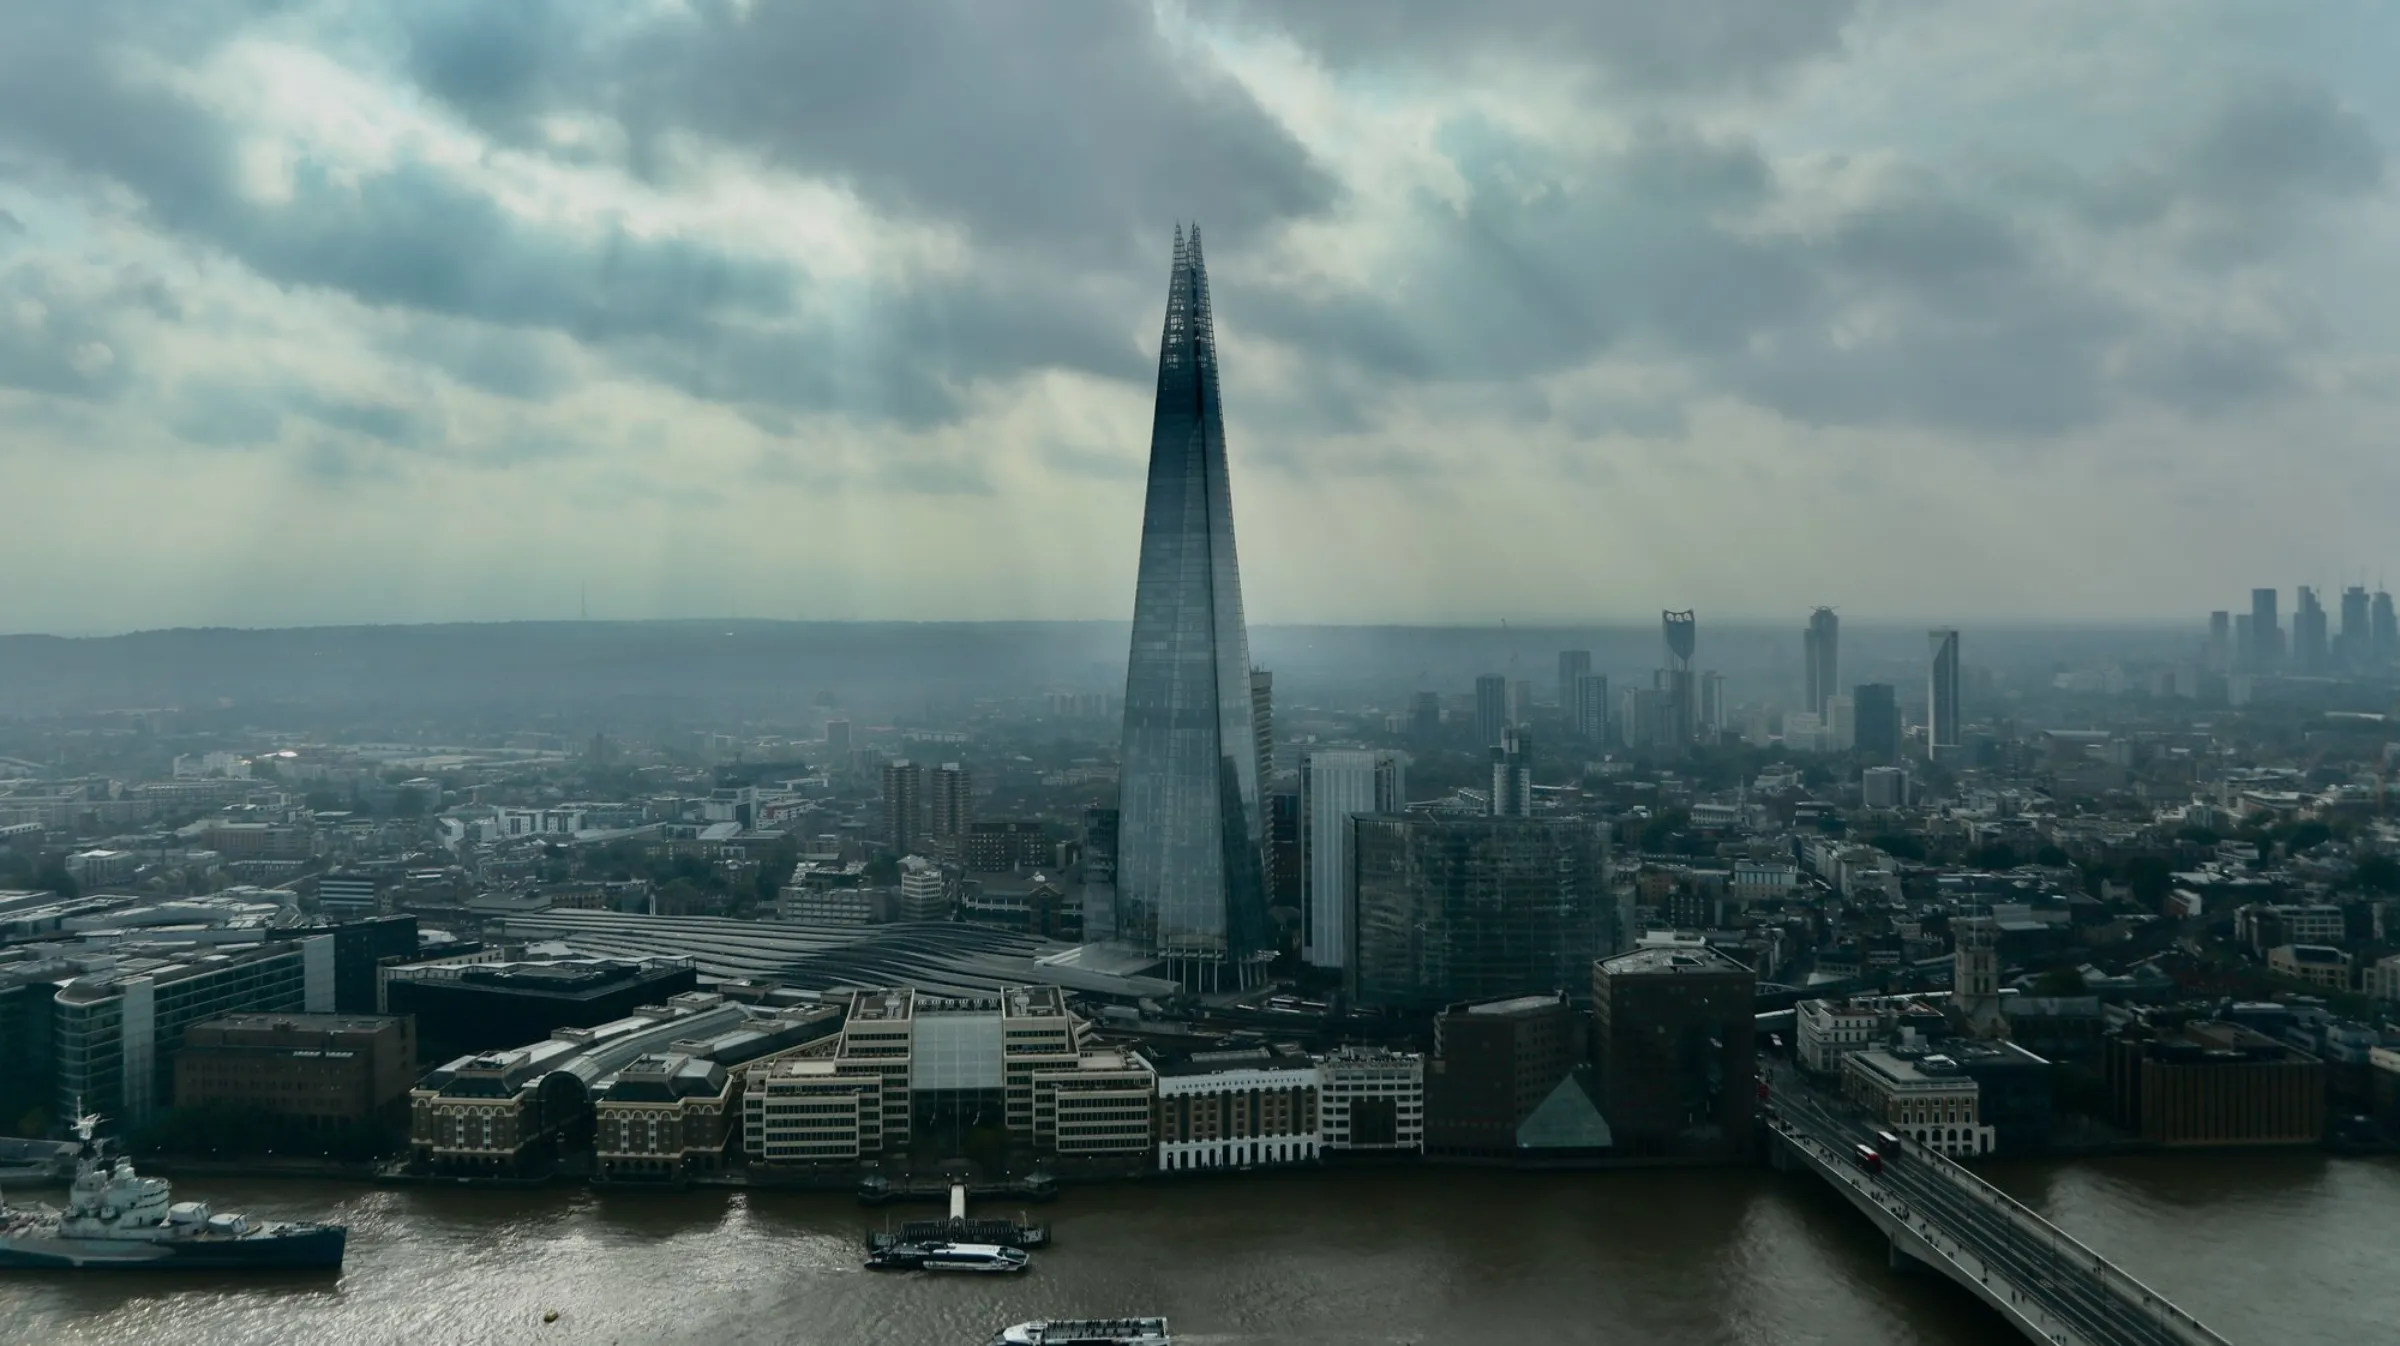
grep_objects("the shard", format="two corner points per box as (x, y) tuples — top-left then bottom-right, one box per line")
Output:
(1114, 224), (1268, 992)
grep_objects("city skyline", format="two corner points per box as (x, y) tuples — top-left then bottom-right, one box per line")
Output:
(6, 5), (2400, 632)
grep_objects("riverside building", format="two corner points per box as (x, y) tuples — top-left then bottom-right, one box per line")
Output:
(1150, 1044), (1320, 1172)
(54, 937), (335, 1126)
(1316, 1046), (1424, 1154)
(742, 985), (1143, 1166)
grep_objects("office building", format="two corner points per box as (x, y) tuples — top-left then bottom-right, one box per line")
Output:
(743, 985), (1131, 1165)
(882, 760), (924, 853)
(1030, 1046), (1157, 1161)
(1250, 667), (1275, 780)
(2340, 587), (2371, 670)
(1590, 946), (1755, 1157)
(1823, 693), (1856, 752)
(383, 954), (699, 1066)
(1424, 993), (1581, 1157)
(1803, 607), (1839, 716)
(1474, 675), (1510, 747)
(1557, 650), (1592, 715)
(961, 820), (1049, 874)
(1796, 998), (1882, 1074)
(1572, 673), (1611, 744)
(1352, 816), (1610, 1011)
(824, 719), (851, 756)
(1114, 227), (1268, 992)
(1300, 749), (1407, 971)
(1266, 789), (1303, 923)
(1408, 691), (1442, 741)
(2207, 610), (2231, 672)
(1861, 766), (1908, 810)
(1840, 1048), (1994, 1157)
(2105, 1021), (2325, 1146)
(174, 1013), (415, 1130)
(1853, 683), (1899, 762)
(327, 915), (419, 1016)
(2268, 944), (2352, 990)
(2249, 588), (2281, 673)
(1662, 610), (1696, 744)
(316, 874), (380, 921)
(1316, 1046), (1424, 1154)
(2293, 587), (2329, 675)
(2376, 590), (2398, 666)
(928, 764), (972, 849)
(896, 855), (951, 921)
(1489, 726), (1532, 818)
(54, 938), (333, 1126)
(1927, 629), (1961, 762)
(1151, 1043), (1320, 1171)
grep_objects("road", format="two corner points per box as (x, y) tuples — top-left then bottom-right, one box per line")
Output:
(1770, 1068), (2202, 1346)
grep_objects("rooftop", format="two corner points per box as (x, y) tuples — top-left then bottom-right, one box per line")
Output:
(1598, 946), (1752, 978)
(1457, 994), (1565, 1018)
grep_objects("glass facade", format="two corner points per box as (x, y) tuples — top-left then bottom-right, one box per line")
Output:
(1350, 816), (1611, 1011)
(1116, 225), (1267, 990)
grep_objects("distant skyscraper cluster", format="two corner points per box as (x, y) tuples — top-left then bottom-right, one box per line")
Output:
(2213, 584), (2396, 677)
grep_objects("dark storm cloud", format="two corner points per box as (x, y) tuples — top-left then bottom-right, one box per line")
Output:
(402, 0), (1338, 262)
(2050, 79), (2384, 257)
(1238, 111), (2347, 439)
(1196, 0), (1858, 93)
(1, 0), (1293, 437)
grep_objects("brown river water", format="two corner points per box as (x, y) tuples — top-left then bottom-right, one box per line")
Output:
(1, 1155), (2390, 1345)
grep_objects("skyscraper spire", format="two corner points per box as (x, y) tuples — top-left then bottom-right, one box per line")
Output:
(1115, 224), (1267, 992)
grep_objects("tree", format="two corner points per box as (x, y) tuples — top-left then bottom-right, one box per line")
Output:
(2035, 845), (2072, 869)
(2349, 854), (2400, 895)
(2033, 966), (2087, 996)
(2122, 855), (2175, 908)
(1969, 842), (2018, 870)
(1869, 833), (1927, 862)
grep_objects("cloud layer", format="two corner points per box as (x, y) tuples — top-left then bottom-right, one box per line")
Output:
(0, 0), (2393, 633)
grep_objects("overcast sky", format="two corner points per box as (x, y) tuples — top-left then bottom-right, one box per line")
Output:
(4, 1), (2397, 634)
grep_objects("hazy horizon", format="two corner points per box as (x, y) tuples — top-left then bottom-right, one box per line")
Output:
(6, 3), (2399, 632)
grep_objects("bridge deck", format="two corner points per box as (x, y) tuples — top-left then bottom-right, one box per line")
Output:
(1772, 1089), (2231, 1346)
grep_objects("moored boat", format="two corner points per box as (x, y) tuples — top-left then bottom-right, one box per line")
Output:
(0, 1110), (346, 1271)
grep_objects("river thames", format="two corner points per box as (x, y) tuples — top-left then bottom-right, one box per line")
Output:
(3, 1155), (2392, 1345)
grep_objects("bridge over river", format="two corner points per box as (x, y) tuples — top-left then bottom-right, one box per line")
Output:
(1771, 1083), (2234, 1346)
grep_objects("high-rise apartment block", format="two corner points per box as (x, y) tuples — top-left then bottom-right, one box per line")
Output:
(1300, 749), (1406, 971)
(1114, 226), (1269, 991)
(1557, 650), (1592, 714)
(1572, 673), (1611, 744)
(927, 763), (972, 848)
(1474, 675), (1509, 747)
(1803, 607), (1839, 716)
(881, 760), (924, 853)
(1489, 726), (1533, 818)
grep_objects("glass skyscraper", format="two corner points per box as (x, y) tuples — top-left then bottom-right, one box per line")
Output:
(1115, 225), (1268, 991)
